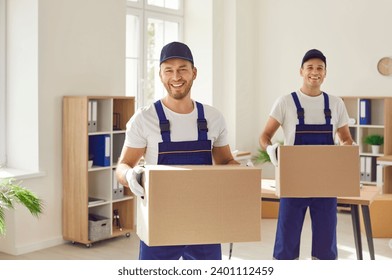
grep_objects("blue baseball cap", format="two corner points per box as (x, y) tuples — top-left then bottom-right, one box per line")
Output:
(160, 42), (194, 65)
(301, 49), (326, 67)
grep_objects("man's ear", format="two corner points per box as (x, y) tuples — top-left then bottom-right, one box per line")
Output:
(193, 66), (197, 80)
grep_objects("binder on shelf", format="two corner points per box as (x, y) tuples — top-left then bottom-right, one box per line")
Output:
(360, 156), (366, 181)
(112, 170), (119, 190)
(88, 101), (92, 132)
(359, 99), (371, 125)
(112, 170), (124, 199)
(91, 100), (98, 132)
(365, 156), (376, 182)
(89, 134), (110, 166)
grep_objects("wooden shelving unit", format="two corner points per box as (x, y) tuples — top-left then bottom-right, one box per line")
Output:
(341, 96), (392, 189)
(341, 96), (392, 237)
(62, 96), (135, 246)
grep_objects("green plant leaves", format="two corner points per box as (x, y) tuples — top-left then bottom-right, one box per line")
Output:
(0, 179), (43, 235)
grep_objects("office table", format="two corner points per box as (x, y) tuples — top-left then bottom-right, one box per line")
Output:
(261, 180), (379, 260)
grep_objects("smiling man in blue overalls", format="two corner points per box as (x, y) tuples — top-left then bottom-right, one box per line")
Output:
(259, 49), (354, 260)
(116, 42), (239, 260)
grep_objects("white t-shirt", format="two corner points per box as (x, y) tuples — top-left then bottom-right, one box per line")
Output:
(124, 100), (229, 164)
(270, 90), (349, 145)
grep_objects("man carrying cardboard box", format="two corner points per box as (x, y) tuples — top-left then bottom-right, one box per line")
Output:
(259, 49), (355, 260)
(116, 41), (239, 260)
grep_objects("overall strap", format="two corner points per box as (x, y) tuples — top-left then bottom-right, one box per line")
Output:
(292, 92), (332, 125)
(154, 100), (171, 142)
(196, 102), (208, 141)
(323, 92), (332, 125)
(291, 92), (305, 125)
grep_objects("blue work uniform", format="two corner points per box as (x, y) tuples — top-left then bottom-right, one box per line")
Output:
(273, 92), (338, 260)
(139, 100), (222, 260)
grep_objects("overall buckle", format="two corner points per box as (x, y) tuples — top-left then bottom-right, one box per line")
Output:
(197, 119), (208, 132)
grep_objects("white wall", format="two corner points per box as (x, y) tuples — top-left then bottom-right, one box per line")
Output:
(254, 0), (392, 177)
(211, 0), (260, 152)
(6, 0), (39, 171)
(0, 0), (126, 255)
(184, 0), (213, 105)
(256, 0), (392, 140)
(2, 0), (392, 255)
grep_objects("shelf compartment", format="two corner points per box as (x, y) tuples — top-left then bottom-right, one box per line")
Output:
(112, 133), (125, 166)
(359, 127), (384, 154)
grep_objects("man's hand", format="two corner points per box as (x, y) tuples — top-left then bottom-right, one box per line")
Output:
(125, 166), (145, 197)
(266, 143), (280, 167)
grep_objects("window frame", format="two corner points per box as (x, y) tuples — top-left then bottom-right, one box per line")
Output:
(127, 0), (183, 15)
(126, 0), (184, 109)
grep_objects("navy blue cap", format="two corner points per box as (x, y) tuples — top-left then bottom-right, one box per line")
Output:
(160, 42), (194, 65)
(301, 49), (326, 67)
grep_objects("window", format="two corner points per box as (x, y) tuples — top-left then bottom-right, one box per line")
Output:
(0, 0), (6, 167)
(126, 0), (183, 108)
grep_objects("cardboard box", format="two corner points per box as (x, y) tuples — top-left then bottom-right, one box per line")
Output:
(137, 165), (261, 246)
(276, 145), (360, 197)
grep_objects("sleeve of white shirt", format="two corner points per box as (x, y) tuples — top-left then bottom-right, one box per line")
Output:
(335, 97), (350, 129)
(124, 108), (147, 148)
(212, 112), (229, 147)
(269, 96), (286, 125)
(204, 104), (230, 148)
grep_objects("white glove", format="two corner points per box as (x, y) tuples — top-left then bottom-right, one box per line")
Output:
(266, 143), (280, 167)
(125, 166), (145, 197)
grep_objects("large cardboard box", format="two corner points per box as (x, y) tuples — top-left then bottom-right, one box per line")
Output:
(276, 145), (360, 197)
(137, 165), (261, 246)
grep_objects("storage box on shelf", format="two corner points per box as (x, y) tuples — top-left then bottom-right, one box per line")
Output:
(88, 214), (111, 242)
(62, 96), (135, 246)
(341, 96), (392, 237)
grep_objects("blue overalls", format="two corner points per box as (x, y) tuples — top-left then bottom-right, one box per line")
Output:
(139, 100), (222, 260)
(273, 92), (338, 260)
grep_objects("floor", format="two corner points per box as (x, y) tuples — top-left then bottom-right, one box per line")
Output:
(1, 211), (391, 260)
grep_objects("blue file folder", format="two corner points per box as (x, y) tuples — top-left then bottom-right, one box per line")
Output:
(89, 134), (110, 166)
(359, 99), (371, 125)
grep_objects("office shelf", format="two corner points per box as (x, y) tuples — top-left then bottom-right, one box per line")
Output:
(62, 96), (135, 246)
(341, 96), (392, 237)
(341, 96), (392, 188)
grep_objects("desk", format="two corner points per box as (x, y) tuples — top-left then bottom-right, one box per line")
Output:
(261, 180), (378, 260)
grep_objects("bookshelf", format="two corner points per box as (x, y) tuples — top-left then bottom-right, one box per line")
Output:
(341, 96), (392, 191)
(341, 96), (392, 237)
(62, 96), (135, 246)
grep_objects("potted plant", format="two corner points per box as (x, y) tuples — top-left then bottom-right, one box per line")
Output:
(364, 134), (384, 154)
(0, 178), (43, 235)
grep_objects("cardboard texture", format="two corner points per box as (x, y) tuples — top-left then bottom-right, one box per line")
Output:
(137, 165), (261, 246)
(276, 145), (360, 197)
